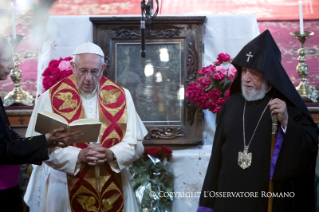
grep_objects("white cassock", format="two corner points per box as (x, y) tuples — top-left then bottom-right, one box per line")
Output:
(24, 87), (147, 212)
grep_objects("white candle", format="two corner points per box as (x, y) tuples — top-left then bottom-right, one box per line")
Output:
(11, 2), (16, 39)
(299, 1), (304, 35)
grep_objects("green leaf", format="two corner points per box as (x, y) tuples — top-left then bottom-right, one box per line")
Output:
(204, 83), (214, 92)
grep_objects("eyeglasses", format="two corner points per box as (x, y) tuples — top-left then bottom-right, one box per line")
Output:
(73, 63), (102, 77)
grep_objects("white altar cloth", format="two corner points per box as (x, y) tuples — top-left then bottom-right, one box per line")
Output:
(34, 14), (259, 212)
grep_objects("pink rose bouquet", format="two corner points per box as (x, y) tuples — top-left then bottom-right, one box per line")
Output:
(186, 53), (236, 114)
(42, 57), (73, 92)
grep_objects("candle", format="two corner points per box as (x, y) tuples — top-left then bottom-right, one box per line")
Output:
(299, 1), (304, 35)
(11, 2), (16, 39)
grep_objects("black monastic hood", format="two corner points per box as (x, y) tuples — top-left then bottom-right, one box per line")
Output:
(230, 29), (313, 121)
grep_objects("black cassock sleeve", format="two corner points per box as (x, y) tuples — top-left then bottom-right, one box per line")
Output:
(272, 105), (318, 211)
(273, 105), (318, 180)
(198, 100), (228, 209)
(0, 132), (49, 165)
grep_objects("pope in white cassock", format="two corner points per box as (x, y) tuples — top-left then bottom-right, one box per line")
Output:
(24, 43), (147, 212)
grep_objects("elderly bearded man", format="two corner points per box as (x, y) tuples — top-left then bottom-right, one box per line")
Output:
(24, 43), (147, 212)
(197, 30), (318, 212)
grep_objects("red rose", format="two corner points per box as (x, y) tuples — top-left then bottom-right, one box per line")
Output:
(213, 72), (225, 81)
(161, 145), (172, 158)
(212, 106), (222, 113)
(224, 91), (230, 100)
(216, 97), (225, 106)
(197, 77), (211, 89)
(198, 65), (215, 77)
(42, 66), (54, 77)
(51, 67), (61, 79)
(64, 56), (73, 61)
(197, 93), (209, 108)
(207, 89), (222, 99)
(59, 70), (73, 81)
(144, 147), (161, 157)
(205, 100), (217, 110)
(186, 83), (202, 101)
(214, 61), (221, 66)
(217, 53), (231, 63)
(42, 77), (57, 91)
(197, 68), (205, 76)
(48, 59), (60, 68)
(42, 57), (74, 92)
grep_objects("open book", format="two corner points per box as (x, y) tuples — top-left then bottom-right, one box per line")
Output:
(35, 110), (102, 144)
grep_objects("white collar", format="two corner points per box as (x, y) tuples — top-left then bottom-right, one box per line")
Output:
(79, 85), (98, 99)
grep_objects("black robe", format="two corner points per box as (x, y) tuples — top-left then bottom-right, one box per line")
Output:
(199, 90), (318, 212)
(0, 97), (49, 212)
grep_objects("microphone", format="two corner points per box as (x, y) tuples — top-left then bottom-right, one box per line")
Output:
(141, 19), (146, 58)
(141, 0), (158, 58)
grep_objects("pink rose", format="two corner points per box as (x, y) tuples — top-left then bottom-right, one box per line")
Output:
(227, 65), (237, 80)
(216, 66), (227, 75)
(58, 61), (72, 71)
(213, 72), (225, 81)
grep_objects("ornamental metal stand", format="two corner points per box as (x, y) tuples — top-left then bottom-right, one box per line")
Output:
(290, 31), (318, 102)
(3, 35), (34, 106)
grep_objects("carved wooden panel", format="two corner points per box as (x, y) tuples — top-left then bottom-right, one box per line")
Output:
(90, 16), (205, 145)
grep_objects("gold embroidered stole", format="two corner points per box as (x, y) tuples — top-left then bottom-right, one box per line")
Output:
(49, 74), (127, 212)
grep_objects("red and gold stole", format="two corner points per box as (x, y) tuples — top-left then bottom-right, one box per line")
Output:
(49, 74), (127, 212)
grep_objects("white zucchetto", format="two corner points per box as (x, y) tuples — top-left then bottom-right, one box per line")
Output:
(73, 42), (104, 57)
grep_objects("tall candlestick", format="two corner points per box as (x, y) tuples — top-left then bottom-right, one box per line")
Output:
(11, 2), (16, 39)
(299, 1), (304, 35)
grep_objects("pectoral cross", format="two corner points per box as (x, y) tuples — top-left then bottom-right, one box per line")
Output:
(246, 52), (253, 62)
(238, 146), (252, 169)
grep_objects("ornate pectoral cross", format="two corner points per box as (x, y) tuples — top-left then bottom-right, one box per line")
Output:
(238, 146), (252, 170)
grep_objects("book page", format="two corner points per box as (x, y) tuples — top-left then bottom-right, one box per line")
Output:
(40, 110), (68, 124)
(68, 123), (101, 144)
(35, 111), (68, 134)
(70, 118), (100, 125)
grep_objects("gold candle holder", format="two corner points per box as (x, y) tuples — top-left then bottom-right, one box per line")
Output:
(290, 31), (318, 102)
(3, 35), (34, 107)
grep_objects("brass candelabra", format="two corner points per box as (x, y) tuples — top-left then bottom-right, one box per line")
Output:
(3, 35), (34, 106)
(290, 31), (318, 102)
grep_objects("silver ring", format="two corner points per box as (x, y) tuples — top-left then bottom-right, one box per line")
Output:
(94, 160), (97, 163)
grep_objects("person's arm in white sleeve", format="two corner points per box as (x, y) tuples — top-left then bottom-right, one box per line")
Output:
(26, 91), (82, 175)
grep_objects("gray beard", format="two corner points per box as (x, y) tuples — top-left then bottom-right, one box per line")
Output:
(241, 82), (270, 101)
